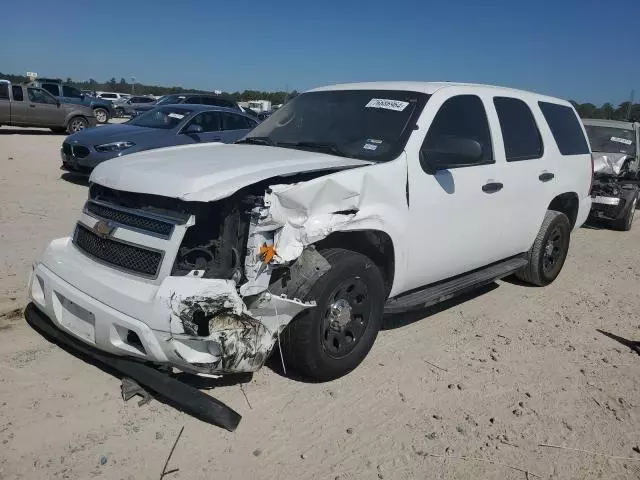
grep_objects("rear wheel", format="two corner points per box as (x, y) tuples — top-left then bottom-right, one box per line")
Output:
(280, 248), (386, 381)
(516, 210), (571, 286)
(67, 116), (88, 134)
(93, 107), (109, 124)
(115, 107), (125, 117)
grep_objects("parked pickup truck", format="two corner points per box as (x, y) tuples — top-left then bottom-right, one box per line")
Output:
(583, 119), (640, 230)
(0, 80), (97, 133)
(29, 78), (115, 124)
(26, 82), (592, 423)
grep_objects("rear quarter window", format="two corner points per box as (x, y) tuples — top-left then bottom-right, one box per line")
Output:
(538, 102), (589, 155)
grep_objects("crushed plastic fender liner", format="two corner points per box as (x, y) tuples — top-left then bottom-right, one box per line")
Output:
(161, 277), (312, 374)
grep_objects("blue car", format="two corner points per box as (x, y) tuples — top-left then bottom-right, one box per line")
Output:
(61, 104), (258, 173)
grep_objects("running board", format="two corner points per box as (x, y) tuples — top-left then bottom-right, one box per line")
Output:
(384, 256), (528, 315)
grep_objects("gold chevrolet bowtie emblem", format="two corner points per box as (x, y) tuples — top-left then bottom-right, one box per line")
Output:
(93, 220), (115, 238)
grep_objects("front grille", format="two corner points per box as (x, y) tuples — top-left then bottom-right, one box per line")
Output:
(62, 142), (90, 158)
(73, 145), (90, 158)
(73, 223), (163, 277)
(85, 201), (174, 237)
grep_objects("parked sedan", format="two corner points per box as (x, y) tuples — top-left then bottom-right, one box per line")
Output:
(60, 104), (258, 173)
(114, 95), (157, 117)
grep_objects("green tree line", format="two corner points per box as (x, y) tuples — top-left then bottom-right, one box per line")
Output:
(570, 101), (640, 122)
(0, 72), (295, 105)
(2, 72), (637, 119)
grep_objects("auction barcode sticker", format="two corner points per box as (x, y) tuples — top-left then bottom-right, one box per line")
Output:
(365, 99), (409, 111)
(610, 136), (632, 145)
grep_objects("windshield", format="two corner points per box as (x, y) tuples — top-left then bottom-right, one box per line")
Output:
(244, 90), (429, 161)
(127, 106), (192, 129)
(584, 125), (636, 155)
(156, 94), (185, 105)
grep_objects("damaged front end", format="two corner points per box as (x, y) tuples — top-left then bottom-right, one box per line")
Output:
(590, 153), (639, 223)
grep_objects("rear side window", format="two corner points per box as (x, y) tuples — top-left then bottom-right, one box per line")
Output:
(100, 93), (117, 99)
(0, 83), (8, 100)
(538, 102), (589, 155)
(494, 97), (543, 161)
(221, 112), (253, 130)
(41, 84), (59, 96)
(12, 86), (23, 101)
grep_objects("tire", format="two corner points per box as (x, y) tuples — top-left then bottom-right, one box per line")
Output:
(280, 248), (386, 381)
(67, 116), (89, 134)
(93, 107), (109, 124)
(115, 107), (124, 117)
(613, 194), (637, 231)
(50, 127), (66, 133)
(516, 210), (571, 287)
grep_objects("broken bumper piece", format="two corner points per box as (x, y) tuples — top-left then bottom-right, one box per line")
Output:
(24, 303), (242, 431)
(28, 259), (312, 376)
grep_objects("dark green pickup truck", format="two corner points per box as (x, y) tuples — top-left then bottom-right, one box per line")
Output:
(0, 80), (97, 134)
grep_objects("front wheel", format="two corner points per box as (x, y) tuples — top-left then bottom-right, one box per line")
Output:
(67, 116), (88, 134)
(280, 248), (386, 381)
(516, 210), (571, 286)
(613, 194), (637, 231)
(115, 107), (125, 117)
(93, 108), (109, 124)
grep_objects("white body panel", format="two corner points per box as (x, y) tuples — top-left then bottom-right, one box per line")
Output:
(29, 81), (593, 374)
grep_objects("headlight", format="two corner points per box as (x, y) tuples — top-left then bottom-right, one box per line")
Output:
(95, 141), (135, 152)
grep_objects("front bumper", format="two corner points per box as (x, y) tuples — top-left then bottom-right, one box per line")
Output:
(29, 235), (310, 375)
(60, 146), (122, 171)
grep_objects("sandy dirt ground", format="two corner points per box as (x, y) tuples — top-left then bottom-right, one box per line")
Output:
(1, 126), (639, 480)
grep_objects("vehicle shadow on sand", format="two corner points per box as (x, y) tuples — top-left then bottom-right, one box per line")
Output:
(0, 128), (62, 135)
(60, 172), (90, 186)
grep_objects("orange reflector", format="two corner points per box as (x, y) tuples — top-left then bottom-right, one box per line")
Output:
(259, 244), (277, 264)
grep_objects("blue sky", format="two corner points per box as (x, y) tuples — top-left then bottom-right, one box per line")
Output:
(1, 0), (638, 105)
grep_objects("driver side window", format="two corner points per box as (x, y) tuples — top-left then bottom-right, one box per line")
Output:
(421, 95), (493, 171)
(183, 112), (221, 132)
(28, 88), (57, 104)
(62, 86), (82, 98)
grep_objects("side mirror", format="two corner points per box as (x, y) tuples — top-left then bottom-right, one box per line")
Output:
(185, 124), (203, 134)
(420, 137), (484, 173)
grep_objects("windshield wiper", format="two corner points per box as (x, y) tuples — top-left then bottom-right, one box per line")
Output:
(276, 141), (353, 158)
(235, 136), (275, 146)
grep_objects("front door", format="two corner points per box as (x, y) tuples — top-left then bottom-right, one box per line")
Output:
(26, 88), (65, 126)
(404, 93), (513, 291)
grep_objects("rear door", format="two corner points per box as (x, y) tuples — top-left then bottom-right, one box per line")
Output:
(0, 83), (10, 124)
(219, 112), (257, 142)
(489, 96), (550, 252)
(26, 88), (66, 126)
(9, 86), (29, 124)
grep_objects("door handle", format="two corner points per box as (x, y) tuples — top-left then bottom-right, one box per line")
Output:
(538, 172), (554, 182)
(211, 137), (222, 142)
(30, 104), (36, 108)
(482, 182), (503, 194)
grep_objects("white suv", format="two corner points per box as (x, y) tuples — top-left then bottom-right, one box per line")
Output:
(27, 82), (592, 384)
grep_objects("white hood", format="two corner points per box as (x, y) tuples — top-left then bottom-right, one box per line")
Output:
(89, 143), (372, 202)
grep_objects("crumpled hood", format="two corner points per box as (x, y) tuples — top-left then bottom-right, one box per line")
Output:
(592, 152), (630, 176)
(89, 143), (372, 202)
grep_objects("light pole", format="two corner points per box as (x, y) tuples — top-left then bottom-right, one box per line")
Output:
(131, 76), (136, 95)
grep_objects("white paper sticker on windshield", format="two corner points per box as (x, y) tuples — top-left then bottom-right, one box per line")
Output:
(365, 99), (409, 111)
(367, 138), (383, 144)
(610, 136), (632, 145)
(168, 113), (185, 119)
(363, 143), (378, 151)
